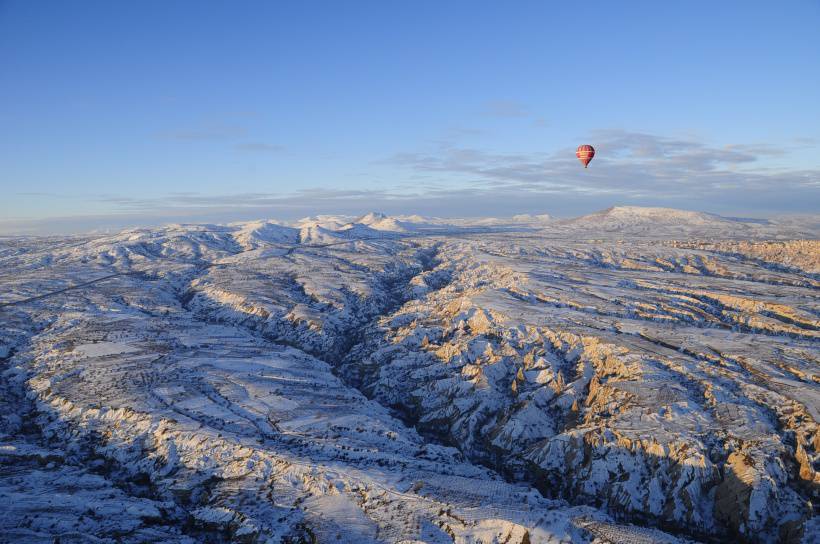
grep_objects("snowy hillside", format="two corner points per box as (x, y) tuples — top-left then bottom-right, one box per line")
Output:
(1, 207), (818, 543)
(554, 206), (800, 239)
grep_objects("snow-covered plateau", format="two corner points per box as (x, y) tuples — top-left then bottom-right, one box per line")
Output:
(1, 207), (818, 543)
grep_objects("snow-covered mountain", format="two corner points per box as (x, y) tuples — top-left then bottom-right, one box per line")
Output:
(231, 220), (300, 250)
(555, 206), (775, 238)
(1, 207), (818, 543)
(350, 211), (408, 231)
(290, 207), (818, 240)
(569, 205), (728, 226)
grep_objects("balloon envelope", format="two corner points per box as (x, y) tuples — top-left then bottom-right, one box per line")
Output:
(576, 145), (595, 168)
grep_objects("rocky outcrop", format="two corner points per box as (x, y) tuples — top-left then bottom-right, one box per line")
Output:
(2, 215), (817, 543)
(339, 240), (817, 542)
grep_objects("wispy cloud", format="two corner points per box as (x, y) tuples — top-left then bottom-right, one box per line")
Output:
(235, 142), (285, 153)
(155, 123), (283, 155)
(387, 129), (820, 206)
(157, 124), (248, 141)
(4, 130), (818, 235)
(87, 130), (820, 220)
(481, 100), (531, 118)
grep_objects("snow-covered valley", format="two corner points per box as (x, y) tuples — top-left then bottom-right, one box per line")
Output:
(1, 207), (818, 543)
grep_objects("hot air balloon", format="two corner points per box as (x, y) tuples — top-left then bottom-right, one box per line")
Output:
(576, 144), (595, 168)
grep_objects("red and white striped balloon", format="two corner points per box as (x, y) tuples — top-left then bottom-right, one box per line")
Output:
(576, 144), (595, 168)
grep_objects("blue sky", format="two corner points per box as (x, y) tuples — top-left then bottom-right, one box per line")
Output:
(1, 1), (819, 233)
